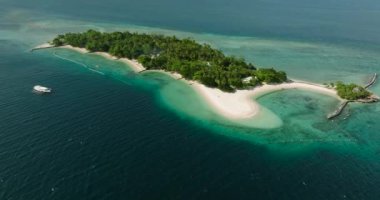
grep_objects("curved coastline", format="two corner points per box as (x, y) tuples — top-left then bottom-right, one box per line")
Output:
(192, 80), (341, 120)
(39, 43), (342, 120)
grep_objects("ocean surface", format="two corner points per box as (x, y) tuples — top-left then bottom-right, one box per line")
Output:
(1, 0), (380, 199)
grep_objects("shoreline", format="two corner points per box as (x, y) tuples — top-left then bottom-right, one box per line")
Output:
(191, 80), (341, 119)
(59, 45), (146, 72)
(36, 43), (342, 120)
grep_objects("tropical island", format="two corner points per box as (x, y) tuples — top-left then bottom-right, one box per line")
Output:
(33, 29), (378, 120)
(335, 82), (371, 100)
(52, 30), (287, 92)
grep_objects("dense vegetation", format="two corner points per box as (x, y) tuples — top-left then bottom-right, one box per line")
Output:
(335, 82), (371, 100)
(53, 30), (287, 92)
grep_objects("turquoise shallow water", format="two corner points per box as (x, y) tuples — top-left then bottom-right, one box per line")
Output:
(1, 1), (380, 199)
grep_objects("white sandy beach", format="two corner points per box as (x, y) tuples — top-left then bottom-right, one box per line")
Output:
(32, 43), (55, 50)
(191, 81), (341, 119)
(36, 43), (342, 120)
(61, 45), (89, 54)
(93, 52), (145, 73)
(59, 45), (145, 72)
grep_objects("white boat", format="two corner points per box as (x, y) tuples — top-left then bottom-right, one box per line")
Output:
(33, 85), (52, 93)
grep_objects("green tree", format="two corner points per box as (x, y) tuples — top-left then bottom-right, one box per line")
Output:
(52, 30), (288, 92)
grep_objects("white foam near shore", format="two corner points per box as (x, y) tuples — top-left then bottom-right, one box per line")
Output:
(53, 44), (342, 120)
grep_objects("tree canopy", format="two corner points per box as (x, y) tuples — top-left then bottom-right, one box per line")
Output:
(53, 30), (288, 92)
(335, 82), (371, 100)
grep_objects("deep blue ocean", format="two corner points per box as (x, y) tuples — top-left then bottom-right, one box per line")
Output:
(1, 0), (380, 199)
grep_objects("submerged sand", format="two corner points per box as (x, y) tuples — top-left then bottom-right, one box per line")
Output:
(192, 81), (341, 119)
(37, 43), (342, 120)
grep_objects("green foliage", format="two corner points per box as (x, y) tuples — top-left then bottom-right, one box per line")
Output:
(246, 77), (260, 87)
(52, 35), (65, 46)
(254, 68), (287, 84)
(53, 30), (288, 92)
(335, 81), (371, 100)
